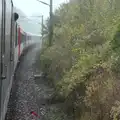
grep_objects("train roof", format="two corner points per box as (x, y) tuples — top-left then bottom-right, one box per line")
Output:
(17, 25), (41, 37)
(25, 32), (41, 36)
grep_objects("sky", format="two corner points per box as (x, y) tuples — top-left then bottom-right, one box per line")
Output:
(12, 0), (68, 35)
(13, 0), (68, 18)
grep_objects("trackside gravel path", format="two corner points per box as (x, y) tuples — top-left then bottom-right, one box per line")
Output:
(5, 44), (73, 120)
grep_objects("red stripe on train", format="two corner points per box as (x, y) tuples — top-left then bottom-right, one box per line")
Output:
(18, 27), (21, 57)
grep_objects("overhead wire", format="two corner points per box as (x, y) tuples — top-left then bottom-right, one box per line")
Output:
(18, 15), (42, 25)
(20, 16), (43, 18)
(35, 0), (61, 6)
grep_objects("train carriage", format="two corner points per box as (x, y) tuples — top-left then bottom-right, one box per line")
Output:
(0, 0), (39, 120)
(0, 0), (14, 120)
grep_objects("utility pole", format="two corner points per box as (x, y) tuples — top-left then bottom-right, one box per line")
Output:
(36, 0), (53, 47)
(41, 15), (43, 37)
(49, 0), (53, 46)
(41, 15), (44, 45)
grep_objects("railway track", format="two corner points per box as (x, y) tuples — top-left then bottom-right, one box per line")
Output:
(5, 45), (73, 120)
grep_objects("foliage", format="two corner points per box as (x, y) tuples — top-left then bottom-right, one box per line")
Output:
(40, 0), (120, 119)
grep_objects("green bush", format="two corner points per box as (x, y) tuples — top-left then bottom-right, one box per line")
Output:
(40, 0), (120, 119)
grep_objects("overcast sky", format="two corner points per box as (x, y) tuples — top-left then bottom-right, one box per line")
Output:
(12, 0), (68, 35)
(13, 0), (68, 18)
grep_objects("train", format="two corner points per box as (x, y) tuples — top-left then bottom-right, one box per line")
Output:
(0, 0), (40, 120)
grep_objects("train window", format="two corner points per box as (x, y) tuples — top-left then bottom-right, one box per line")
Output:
(21, 33), (25, 43)
(0, 0), (2, 55)
(5, 0), (12, 59)
(1, 0), (6, 55)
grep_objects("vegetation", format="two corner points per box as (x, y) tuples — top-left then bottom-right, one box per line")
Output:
(40, 0), (120, 119)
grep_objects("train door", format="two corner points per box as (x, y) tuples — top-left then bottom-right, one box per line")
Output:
(11, 13), (19, 70)
(1, 0), (5, 80)
(0, 0), (2, 79)
(5, 0), (12, 80)
(0, 0), (3, 118)
(0, 0), (5, 119)
(10, 1), (14, 73)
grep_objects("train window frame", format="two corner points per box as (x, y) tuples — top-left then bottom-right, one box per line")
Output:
(3, 0), (5, 54)
(1, 0), (5, 55)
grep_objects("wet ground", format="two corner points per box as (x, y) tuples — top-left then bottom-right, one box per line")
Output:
(5, 44), (72, 120)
